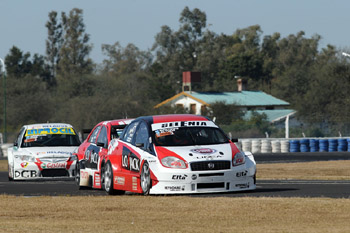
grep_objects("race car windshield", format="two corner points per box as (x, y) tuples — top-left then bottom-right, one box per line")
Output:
(153, 127), (229, 146)
(21, 129), (81, 147)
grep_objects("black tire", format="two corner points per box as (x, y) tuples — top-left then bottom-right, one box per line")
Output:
(100, 163), (105, 190)
(75, 161), (82, 188)
(140, 161), (151, 195)
(104, 161), (125, 195)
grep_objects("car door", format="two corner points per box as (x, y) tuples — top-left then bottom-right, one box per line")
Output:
(84, 126), (102, 170)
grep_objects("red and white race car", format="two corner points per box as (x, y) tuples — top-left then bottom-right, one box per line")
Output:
(102, 114), (256, 195)
(75, 119), (133, 190)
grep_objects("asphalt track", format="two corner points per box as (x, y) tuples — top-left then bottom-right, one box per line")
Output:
(1, 152), (349, 198)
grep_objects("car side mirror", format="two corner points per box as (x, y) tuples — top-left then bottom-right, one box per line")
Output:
(135, 143), (144, 148)
(96, 142), (106, 148)
(231, 138), (238, 143)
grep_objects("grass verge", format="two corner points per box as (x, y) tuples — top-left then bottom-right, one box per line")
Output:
(0, 196), (350, 233)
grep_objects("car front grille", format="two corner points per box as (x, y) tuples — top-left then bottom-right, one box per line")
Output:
(41, 169), (69, 177)
(190, 161), (231, 171)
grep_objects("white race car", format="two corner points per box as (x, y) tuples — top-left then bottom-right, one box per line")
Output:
(102, 114), (256, 195)
(7, 123), (81, 180)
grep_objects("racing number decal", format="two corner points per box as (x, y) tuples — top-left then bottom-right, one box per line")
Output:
(122, 147), (140, 172)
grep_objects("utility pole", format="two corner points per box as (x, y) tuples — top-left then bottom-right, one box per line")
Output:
(0, 58), (6, 143)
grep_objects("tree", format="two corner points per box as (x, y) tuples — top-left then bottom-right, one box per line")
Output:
(101, 42), (152, 75)
(45, 11), (62, 81)
(57, 8), (93, 77)
(5, 46), (32, 78)
(152, 7), (208, 97)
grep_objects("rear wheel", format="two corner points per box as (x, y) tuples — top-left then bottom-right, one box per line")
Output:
(75, 161), (82, 189)
(104, 161), (125, 195)
(140, 162), (151, 195)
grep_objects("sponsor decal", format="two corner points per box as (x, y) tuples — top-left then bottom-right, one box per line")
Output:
(114, 176), (125, 185)
(194, 155), (223, 160)
(132, 177), (138, 190)
(15, 170), (37, 178)
(172, 174), (188, 180)
(191, 148), (217, 154)
(235, 183), (250, 189)
(25, 127), (75, 136)
(47, 151), (72, 155)
(84, 146), (99, 169)
(164, 185), (185, 192)
(122, 147), (140, 172)
(152, 121), (217, 131)
(20, 162), (28, 168)
(41, 162), (66, 169)
(236, 171), (248, 177)
(94, 173), (101, 187)
(81, 171), (89, 180)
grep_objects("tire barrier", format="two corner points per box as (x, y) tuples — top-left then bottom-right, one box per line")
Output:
(261, 140), (272, 153)
(328, 139), (338, 152)
(251, 139), (261, 153)
(337, 139), (347, 152)
(271, 140), (281, 153)
(238, 138), (349, 153)
(300, 139), (310, 152)
(310, 139), (319, 152)
(241, 140), (252, 152)
(280, 140), (290, 153)
(319, 139), (329, 152)
(289, 140), (300, 152)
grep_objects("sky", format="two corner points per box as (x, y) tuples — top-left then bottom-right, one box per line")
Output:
(1, 0), (350, 64)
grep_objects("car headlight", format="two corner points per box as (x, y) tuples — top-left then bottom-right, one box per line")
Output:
(161, 156), (187, 169)
(232, 152), (245, 166)
(15, 155), (35, 162)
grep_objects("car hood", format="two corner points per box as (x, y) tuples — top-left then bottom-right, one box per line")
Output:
(155, 143), (234, 162)
(16, 146), (77, 159)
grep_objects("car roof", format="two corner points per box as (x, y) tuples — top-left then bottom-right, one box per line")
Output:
(98, 119), (134, 127)
(24, 123), (74, 129)
(135, 114), (211, 124)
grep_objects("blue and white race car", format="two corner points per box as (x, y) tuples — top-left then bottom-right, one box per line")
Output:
(7, 123), (81, 180)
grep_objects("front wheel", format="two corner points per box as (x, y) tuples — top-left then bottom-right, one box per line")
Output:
(140, 161), (151, 195)
(104, 161), (125, 195)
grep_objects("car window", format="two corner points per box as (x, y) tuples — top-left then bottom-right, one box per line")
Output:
(88, 126), (101, 143)
(21, 127), (80, 147)
(122, 121), (139, 143)
(15, 127), (26, 147)
(97, 126), (108, 147)
(153, 127), (229, 146)
(134, 122), (149, 150)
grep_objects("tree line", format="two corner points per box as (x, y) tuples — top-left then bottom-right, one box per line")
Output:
(1, 7), (350, 141)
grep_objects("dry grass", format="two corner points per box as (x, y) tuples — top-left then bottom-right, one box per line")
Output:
(0, 195), (349, 233)
(257, 160), (350, 180)
(0, 160), (350, 232)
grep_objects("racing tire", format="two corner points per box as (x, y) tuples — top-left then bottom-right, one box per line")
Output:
(140, 161), (151, 195)
(100, 164), (105, 190)
(104, 161), (125, 195)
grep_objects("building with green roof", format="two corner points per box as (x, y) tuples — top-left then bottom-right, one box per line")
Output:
(154, 72), (296, 124)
